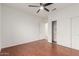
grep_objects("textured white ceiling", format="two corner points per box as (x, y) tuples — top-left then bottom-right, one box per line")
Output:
(3, 3), (73, 19)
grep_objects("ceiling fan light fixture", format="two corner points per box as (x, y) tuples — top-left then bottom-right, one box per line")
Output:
(40, 6), (44, 10)
(28, 3), (54, 13)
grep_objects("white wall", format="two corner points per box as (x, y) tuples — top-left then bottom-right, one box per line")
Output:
(48, 4), (79, 50)
(2, 5), (43, 48)
(39, 19), (48, 40)
(0, 4), (2, 51)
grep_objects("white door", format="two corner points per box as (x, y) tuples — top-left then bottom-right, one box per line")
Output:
(72, 17), (79, 50)
(0, 4), (1, 51)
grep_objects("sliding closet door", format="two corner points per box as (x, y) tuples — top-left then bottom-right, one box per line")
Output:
(0, 4), (1, 51)
(72, 17), (79, 50)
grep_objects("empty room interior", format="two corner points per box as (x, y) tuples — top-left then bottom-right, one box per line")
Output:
(0, 3), (79, 56)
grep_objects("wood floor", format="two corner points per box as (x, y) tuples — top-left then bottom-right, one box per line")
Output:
(1, 39), (79, 56)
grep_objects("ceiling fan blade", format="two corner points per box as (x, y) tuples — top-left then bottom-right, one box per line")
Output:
(37, 9), (40, 13)
(52, 8), (56, 11)
(28, 5), (40, 7)
(44, 3), (53, 6)
(40, 3), (43, 6)
(44, 8), (49, 12)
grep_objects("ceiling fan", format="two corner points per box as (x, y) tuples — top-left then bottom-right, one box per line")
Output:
(28, 3), (53, 13)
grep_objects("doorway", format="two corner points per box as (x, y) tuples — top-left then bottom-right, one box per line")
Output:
(52, 21), (57, 43)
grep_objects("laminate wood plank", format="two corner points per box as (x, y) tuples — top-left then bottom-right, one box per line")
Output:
(0, 39), (79, 56)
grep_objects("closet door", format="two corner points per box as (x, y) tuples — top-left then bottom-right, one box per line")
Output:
(0, 4), (1, 51)
(72, 17), (79, 50)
